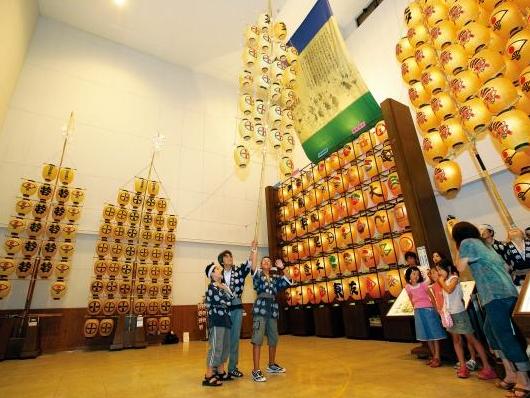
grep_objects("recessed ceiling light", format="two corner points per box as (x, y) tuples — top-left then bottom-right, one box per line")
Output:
(113, 0), (126, 7)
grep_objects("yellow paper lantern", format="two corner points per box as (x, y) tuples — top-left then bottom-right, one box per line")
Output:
(502, 147), (530, 174)
(449, 69), (481, 103)
(59, 167), (75, 185)
(339, 143), (356, 165)
(346, 189), (366, 216)
(407, 23), (431, 48)
(457, 22), (490, 55)
(433, 159), (462, 196)
(281, 132), (295, 153)
(395, 232), (416, 256)
(405, 2), (425, 28)
(479, 76), (519, 115)
(489, 109), (530, 151)
(514, 169), (530, 208)
(409, 81), (431, 108)
(257, 12), (271, 33)
(459, 97), (492, 134)
(239, 94), (253, 115)
(244, 25), (258, 48)
(423, 0), (448, 27)
(430, 20), (457, 50)
(415, 43), (438, 69)
(273, 21), (287, 40)
(20, 179), (38, 197)
(393, 202), (410, 229)
(280, 156), (294, 177)
(367, 181), (389, 206)
(356, 216), (376, 242)
(423, 131), (449, 164)
(42, 163), (58, 182)
(238, 118), (254, 141)
(431, 91), (459, 120)
(361, 155), (383, 180)
(387, 172), (402, 196)
(438, 118), (468, 149)
(377, 239), (398, 266)
(506, 29), (530, 71)
(396, 36), (415, 62)
(416, 105), (440, 133)
(374, 209), (395, 235)
(448, 0), (480, 28)
(50, 281), (67, 300)
(401, 57), (422, 84)
(469, 48), (506, 83)
(440, 43), (468, 75)
(490, 1), (525, 40)
(234, 145), (250, 168)
(421, 66), (447, 95)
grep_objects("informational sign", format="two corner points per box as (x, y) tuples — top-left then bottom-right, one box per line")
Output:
(136, 315), (143, 327)
(290, 0), (382, 163)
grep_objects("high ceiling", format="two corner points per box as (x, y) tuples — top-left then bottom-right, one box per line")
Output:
(38, 0), (374, 82)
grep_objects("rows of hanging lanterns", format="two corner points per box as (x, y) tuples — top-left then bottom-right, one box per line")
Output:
(233, 12), (299, 178)
(0, 164), (85, 300)
(396, 0), (530, 207)
(275, 121), (416, 305)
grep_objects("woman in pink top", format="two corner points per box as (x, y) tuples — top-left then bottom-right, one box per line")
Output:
(405, 266), (446, 367)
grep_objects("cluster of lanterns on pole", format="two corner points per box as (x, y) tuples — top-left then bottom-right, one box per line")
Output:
(233, 12), (299, 178)
(396, 0), (530, 209)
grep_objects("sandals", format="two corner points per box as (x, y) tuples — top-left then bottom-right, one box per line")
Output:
(506, 387), (530, 398)
(497, 380), (517, 391)
(429, 358), (441, 368)
(216, 372), (234, 381)
(202, 375), (222, 387)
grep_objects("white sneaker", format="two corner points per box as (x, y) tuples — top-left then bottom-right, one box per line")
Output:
(252, 369), (267, 382)
(266, 363), (286, 373)
(466, 359), (480, 371)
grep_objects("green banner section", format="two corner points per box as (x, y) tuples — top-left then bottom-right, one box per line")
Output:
(301, 92), (382, 163)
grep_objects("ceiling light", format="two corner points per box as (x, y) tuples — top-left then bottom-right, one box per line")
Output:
(113, 0), (126, 7)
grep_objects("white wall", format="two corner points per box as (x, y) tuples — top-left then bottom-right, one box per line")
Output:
(0, 0), (38, 130)
(343, 0), (530, 236)
(0, 17), (280, 309)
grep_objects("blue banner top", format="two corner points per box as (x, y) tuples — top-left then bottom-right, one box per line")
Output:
(290, 0), (332, 53)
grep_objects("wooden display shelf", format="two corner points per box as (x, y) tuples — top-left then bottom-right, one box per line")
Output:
(313, 304), (344, 337)
(287, 306), (315, 336)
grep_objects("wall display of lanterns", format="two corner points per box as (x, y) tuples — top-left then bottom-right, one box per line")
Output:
(274, 121), (416, 306)
(395, 0), (530, 208)
(233, 12), (299, 178)
(84, 176), (177, 338)
(1, 163), (85, 300)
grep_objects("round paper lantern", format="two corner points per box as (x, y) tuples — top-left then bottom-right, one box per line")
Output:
(84, 319), (100, 338)
(377, 239), (398, 265)
(439, 118), (468, 150)
(166, 215), (178, 231)
(506, 29), (530, 70)
(491, 1), (525, 40)
(405, 3), (424, 28)
(20, 179), (38, 197)
(285, 46), (298, 65)
(346, 190), (366, 215)
(321, 230), (337, 253)
(301, 169), (316, 190)
(50, 281), (67, 300)
(395, 232), (416, 256)
(459, 97), (492, 134)
(99, 318), (114, 337)
(239, 93), (253, 115)
(280, 156), (294, 177)
(514, 169), (530, 208)
(367, 181), (388, 205)
(58, 167), (75, 185)
(415, 43), (438, 69)
(33, 202), (50, 219)
(4, 237), (22, 255)
(374, 209), (395, 235)
(358, 245), (381, 271)
(386, 173), (401, 198)
(520, 66), (530, 97)
(423, 131), (449, 164)
(281, 109), (294, 130)
(42, 163), (58, 182)
(254, 122), (266, 145)
(440, 44), (468, 75)
(489, 109), (530, 151)
(70, 188), (85, 204)
(479, 77), (519, 115)
(27, 221), (44, 239)
(396, 36), (415, 62)
(258, 53), (272, 74)
(407, 23), (430, 48)
(308, 210), (322, 232)
(433, 159), (462, 195)
(362, 155), (383, 180)
(55, 260), (71, 278)
(502, 147), (530, 174)
(234, 145), (250, 168)
(409, 81), (431, 108)
(241, 47), (257, 68)
(356, 216), (376, 242)
(457, 22), (490, 55)
(281, 132), (295, 153)
(469, 49), (506, 83)
(517, 87), (530, 113)
(46, 222), (61, 239)
(450, 70), (481, 103)
(8, 217), (26, 234)
(416, 105), (440, 133)
(393, 202), (410, 228)
(424, 0), (448, 27)
(431, 91), (459, 120)
(0, 258), (16, 277)
(15, 199), (32, 216)
(430, 20), (457, 50)
(448, 0), (480, 28)
(401, 57), (422, 84)
(332, 197), (348, 222)
(504, 57), (523, 85)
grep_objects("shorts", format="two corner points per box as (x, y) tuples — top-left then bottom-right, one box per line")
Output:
(251, 316), (278, 346)
(447, 311), (474, 335)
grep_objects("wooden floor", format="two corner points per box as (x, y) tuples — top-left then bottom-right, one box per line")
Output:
(0, 336), (505, 398)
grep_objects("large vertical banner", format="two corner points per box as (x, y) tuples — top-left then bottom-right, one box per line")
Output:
(291, 0), (382, 163)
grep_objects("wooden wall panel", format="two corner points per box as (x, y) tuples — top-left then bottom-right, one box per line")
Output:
(0, 303), (255, 354)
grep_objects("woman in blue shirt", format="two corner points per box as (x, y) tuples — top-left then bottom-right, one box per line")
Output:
(452, 221), (530, 397)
